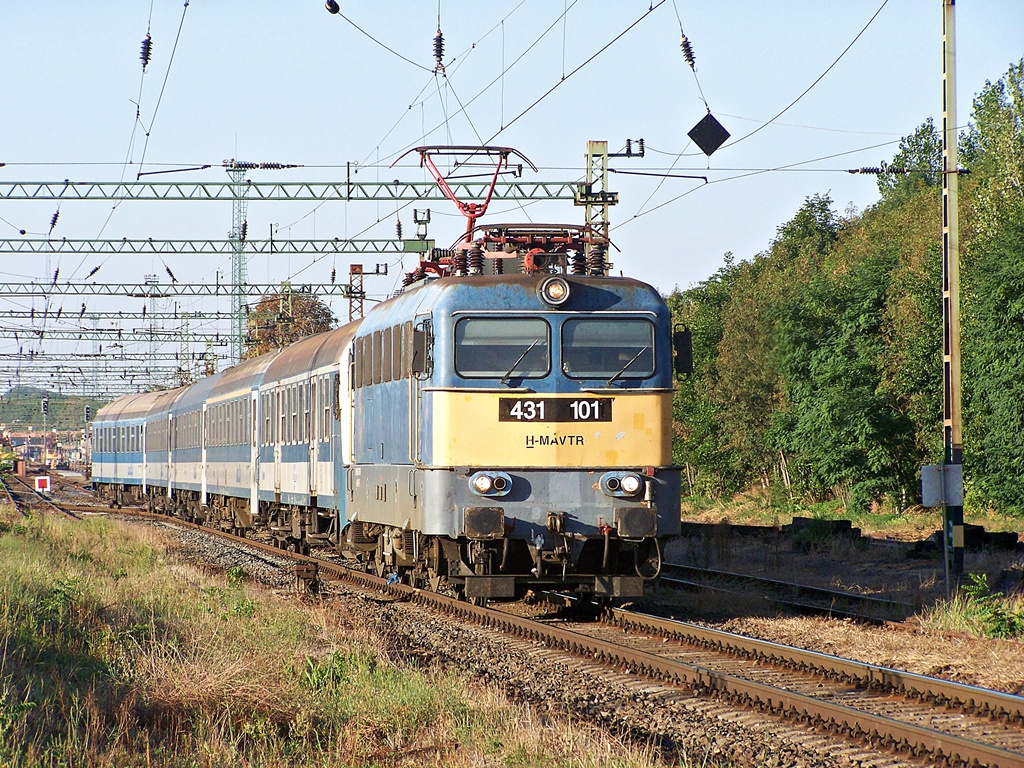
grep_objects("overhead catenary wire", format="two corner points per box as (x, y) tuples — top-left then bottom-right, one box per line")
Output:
(615, 135), (907, 229)
(135, 1), (191, 179)
(370, 0), (583, 168)
(325, 6), (432, 73)
(486, 1), (666, 143)
(670, 0), (709, 110)
(723, 0), (890, 151)
(79, 0), (190, 280)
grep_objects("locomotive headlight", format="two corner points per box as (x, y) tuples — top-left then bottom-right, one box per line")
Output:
(538, 276), (570, 307)
(469, 471), (512, 497)
(619, 473), (643, 496)
(601, 471), (644, 498)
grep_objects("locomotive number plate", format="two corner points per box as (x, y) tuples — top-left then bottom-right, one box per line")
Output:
(498, 397), (612, 422)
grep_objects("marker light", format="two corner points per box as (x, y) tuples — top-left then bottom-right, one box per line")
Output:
(538, 276), (570, 307)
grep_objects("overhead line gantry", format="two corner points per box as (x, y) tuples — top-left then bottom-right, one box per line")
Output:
(0, 179), (579, 202)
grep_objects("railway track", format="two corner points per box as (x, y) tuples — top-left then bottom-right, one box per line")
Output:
(14, 484), (1024, 767)
(0, 473), (82, 519)
(657, 560), (917, 624)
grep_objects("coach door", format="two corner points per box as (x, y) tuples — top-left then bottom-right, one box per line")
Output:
(141, 421), (148, 495)
(166, 413), (173, 502)
(308, 378), (317, 499)
(250, 390), (259, 521)
(273, 387), (282, 496)
(200, 404), (208, 507)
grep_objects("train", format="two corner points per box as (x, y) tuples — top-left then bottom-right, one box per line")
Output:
(92, 225), (689, 602)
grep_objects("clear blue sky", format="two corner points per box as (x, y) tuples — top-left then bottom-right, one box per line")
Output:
(1, 1), (1023, 386)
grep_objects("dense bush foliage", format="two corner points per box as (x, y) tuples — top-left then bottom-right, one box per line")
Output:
(670, 61), (1024, 515)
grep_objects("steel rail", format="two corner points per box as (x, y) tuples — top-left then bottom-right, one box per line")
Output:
(660, 561), (916, 620)
(4, 474), (80, 520)
(100, 508), (1024, 767)
(658, 574), (896, 624)
(608, 608), (1024, 722)
(0, 476), (24, 515)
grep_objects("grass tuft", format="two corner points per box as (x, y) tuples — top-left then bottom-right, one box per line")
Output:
(917, 573), (1024, 639)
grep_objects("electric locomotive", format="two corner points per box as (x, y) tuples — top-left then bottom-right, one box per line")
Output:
(92, 227), (688, 602)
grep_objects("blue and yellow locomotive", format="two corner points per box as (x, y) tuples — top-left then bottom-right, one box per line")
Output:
(92, 229), (687, 601)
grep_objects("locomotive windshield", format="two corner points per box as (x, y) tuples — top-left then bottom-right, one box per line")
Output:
(455, 317), (550, 378)
(561, 318), (655, 379)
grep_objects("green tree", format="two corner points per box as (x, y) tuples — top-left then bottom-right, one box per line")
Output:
(875, 118), (942, 207)
(963, 217), (1024, 514)
(243, 292), (336, 359)
(960, 59), (1024, 236)
(668, 256), (748, 496)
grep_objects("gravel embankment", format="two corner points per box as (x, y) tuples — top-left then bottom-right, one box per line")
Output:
(146, 518), (991, 768)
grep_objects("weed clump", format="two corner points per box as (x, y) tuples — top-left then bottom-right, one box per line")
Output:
(918, 573), (1024, 639)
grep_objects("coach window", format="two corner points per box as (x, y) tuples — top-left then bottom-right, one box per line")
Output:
(322, 378), (331, 439)
(282, 388), (290, 444)
(382, 327), (392, 382)
(362, 336), (373, 387)
(356, 338), (364, 387)
(403, 321), (414, 378)
(392, 325), (403, 380)
(561, 317), (655, 380)
(277, 390), (284, 443)
(291, 386), (299, 443)
(358, 337), (366, 387)
(371, 331), (381, 385)
(300, 384), (307, 442)
(454, 317), (550, 379)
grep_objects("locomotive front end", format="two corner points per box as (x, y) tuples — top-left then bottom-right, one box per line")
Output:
(417, 274), (681, 600)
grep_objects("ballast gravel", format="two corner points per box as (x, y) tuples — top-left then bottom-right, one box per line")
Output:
(153, 520), (931, 768)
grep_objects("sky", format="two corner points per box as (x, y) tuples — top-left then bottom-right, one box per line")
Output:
(1, 1), (1023, 392)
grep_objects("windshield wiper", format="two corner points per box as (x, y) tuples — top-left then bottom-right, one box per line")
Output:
(606, 345), (650, 385)
(500, 340), (541, 385)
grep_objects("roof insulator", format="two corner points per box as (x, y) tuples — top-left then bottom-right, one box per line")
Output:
(396, 218), (403, 239)
(49, 209), (60, 233)
(680, 33), (695, 70)
(433, 28), (445, 74)
(140, 33), (153, 71)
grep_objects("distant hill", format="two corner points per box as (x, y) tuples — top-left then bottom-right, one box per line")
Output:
(0, 386), (109, 430)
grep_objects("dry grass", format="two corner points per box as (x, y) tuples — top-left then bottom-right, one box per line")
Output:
(0, 508), (702, 768)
